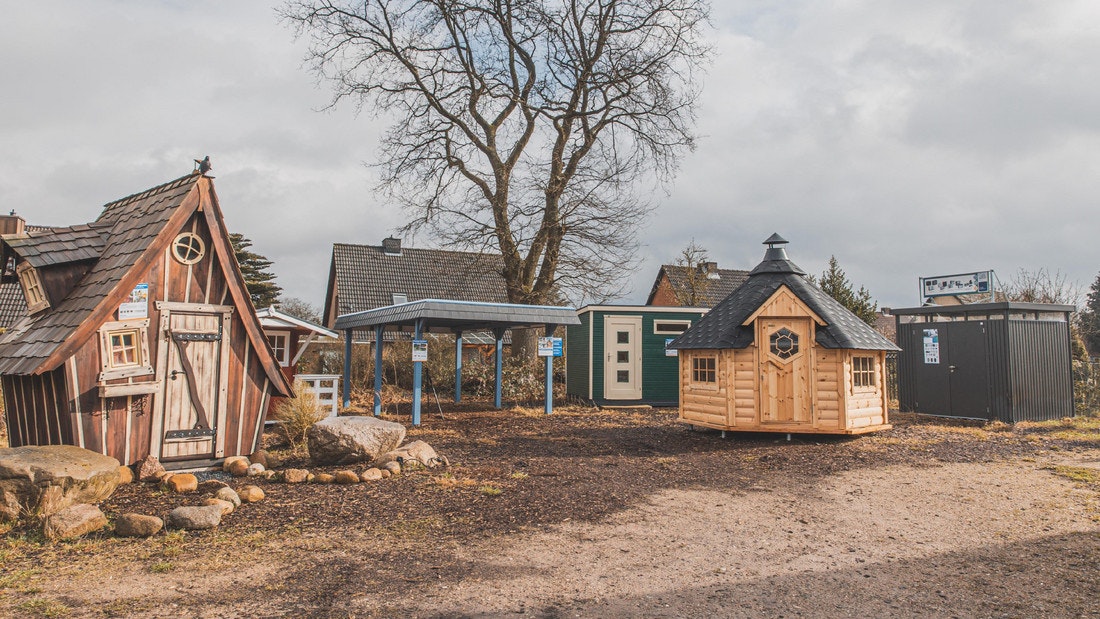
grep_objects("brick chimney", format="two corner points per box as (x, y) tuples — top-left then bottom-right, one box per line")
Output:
(381, 237), (402, 256)
(0, 210), (26, 236)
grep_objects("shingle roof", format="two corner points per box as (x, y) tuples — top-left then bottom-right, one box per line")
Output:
(0, 281), (27, 331)
(328, 242), (508, 318)
(671, 239), (899, 352)
(647, 264), (749, 307)
(0, 174), (199, 374)
(4, 224), (110, 268)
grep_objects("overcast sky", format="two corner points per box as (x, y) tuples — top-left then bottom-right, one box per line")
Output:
(2, 1), (1098, 311)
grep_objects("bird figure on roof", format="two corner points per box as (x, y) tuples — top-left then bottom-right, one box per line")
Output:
(194, 156), (212, 175)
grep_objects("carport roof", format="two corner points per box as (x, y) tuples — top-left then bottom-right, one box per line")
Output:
(333, 299), (580, 332)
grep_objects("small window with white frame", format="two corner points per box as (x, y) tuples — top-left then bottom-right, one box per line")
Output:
(654, 319), (692, 335)
(98, 319), (153, 382)
(852, 356), (876, 389)
(267, 331), (290, 366)
(17, 261), (49, 314)
(392, 293), (408, 305)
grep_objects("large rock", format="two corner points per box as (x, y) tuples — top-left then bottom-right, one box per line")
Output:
(213, 486), (241, 508)
(0, 446), (121, 522)
(308, 416), (406, 466)
(165, 473), (198, 493)
(283, 469), (310, 484)
(115, 513), (163, 538)
(137, 455), (166, 483)
(374, 440), (448, 469)
(43, 504), (108, 540)
(167, 505), (223, 530)
(238, 485), (265, 503)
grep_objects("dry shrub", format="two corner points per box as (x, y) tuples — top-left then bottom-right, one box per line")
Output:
(272, 379), (327, 452)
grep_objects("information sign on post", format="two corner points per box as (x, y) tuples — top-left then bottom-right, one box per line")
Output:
(411, 339), (428, 362)
(537, 337), (563, 357)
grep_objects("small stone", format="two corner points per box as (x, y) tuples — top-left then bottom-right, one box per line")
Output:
(137, 455), (166, 483)
(213, 486), (241, 508)
(222, 456), (249, 473)
(248, 450), (269, 468)
(333, 470), (360, 485)
(380, 469), (391, 479)
(313, 473), (335, 484)
(165, 473), (198, 493)
(381, 461), (401, 475)
(238, 485), (265, 503)
(44, 504), (108, 540)
(359, 468), (383, 481)
(202, 498), (235, 516)
(283, 468), (310, 484)
(117, 466), (134, 485)
(114, 513), (163, 537)
(198, 480), (229, 493)
(227, 459), (250, 477)
(306, 473), (315, 482)
(167, 505), (223, 530)
(247, 463), (266, 477)
(262, 470), (277, 480)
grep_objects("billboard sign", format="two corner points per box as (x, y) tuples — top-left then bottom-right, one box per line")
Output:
(920, 271), (991, 299)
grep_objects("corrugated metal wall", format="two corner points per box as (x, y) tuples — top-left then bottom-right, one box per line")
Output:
(1006, 320), (1073, 421)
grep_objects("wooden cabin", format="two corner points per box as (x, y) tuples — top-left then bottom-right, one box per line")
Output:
(257, 306), (340, 418)
(0, 168), (292, 467)
(670, 234), (899, 435)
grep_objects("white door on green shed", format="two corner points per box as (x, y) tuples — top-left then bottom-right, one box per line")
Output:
(604, 315), (642, 400)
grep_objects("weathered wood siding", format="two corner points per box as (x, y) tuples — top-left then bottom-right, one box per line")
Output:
(56, 211), (273, 464)
(1, 369), (70, 448)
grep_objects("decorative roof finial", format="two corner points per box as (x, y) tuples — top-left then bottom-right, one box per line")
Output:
(763, 232), (788, 247)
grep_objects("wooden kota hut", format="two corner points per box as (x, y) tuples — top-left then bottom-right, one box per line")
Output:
(0, 167), (292, 467)
(670, 234), (899, 435)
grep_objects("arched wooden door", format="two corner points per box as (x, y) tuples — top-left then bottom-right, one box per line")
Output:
(758, 318), (812, 424)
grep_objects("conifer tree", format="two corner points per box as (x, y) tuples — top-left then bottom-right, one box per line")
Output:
(1078, 272), (1100, 355)
(812, 256), (878, 326)
(230, 233), (282, 309)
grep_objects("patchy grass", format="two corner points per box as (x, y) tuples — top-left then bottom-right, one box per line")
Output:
(1018, 417), (1100, 444)
(433, 473), (478, 489)
(509, 471), (529, 480)
(15, 598), (70, 618)
(479, 484), (503, 497)
(1051, 466), (1100, 486)
(149, 561), (174, 573)
(379, 517), (442, 540)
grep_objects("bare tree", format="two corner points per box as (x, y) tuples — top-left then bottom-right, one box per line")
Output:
(282, 0), (709, 311)
(1004, 268), (1082, 306)
(672, 238), (711, 306)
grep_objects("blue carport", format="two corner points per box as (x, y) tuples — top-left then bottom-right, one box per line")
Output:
(333, 299), (580, 425)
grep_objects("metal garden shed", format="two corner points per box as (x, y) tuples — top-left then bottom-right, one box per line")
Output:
(566, 305), (708, 406)
(894, 302), (1074, 422)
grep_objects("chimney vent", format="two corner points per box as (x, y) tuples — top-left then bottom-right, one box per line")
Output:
(0, 211), (26, 236)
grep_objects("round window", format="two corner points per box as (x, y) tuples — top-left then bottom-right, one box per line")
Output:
(172, 233), (206, 265)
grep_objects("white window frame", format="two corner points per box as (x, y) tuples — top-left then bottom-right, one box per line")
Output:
(266, 330), (291, 366)
(98, 319), (154, 382)
(653, 319), (692, 335)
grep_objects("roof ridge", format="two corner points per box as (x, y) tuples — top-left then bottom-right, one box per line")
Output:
(334, 242), (502, 258)
(98, 172), (199, 215)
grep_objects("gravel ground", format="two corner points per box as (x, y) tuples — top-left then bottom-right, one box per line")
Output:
(1, 408), (1098, 618)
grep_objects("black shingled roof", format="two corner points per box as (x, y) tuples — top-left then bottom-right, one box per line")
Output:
(670, 237), (899, 352)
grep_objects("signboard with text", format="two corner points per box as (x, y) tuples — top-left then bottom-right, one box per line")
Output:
(411, 339), (428, 362)
(923, 328), (940, 364)
(118, 283), (149, 319)
(920, 271), (992, 299)
(537, 337), (563, 357)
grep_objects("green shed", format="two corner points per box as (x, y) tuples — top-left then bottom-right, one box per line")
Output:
(566, 305), (708, 406)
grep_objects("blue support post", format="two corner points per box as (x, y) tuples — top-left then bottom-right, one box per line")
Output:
(493, 327), (505, 409)
(544, 324), (556, 415)
(412, 318), (424, 426)
(454, 330), (463, 403)
(373, 325), (384, 416)
(342, 329), (352, 408)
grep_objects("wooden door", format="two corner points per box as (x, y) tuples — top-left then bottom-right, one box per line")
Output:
(759, 318), (812, 424)
(604, 315), (642, 400)
(155, 303), (233, 461)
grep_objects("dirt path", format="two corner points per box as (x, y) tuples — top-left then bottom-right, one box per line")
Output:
(383, 458), (1100, 618)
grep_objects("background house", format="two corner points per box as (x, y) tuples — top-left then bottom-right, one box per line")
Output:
(646, 262), (749, 307)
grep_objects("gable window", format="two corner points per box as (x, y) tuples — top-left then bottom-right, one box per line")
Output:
(172, 232), (205, 265)
(392, 293), (408, 305)
(654, 320), (691, 335)
(852, 356), (876, 389)
(692, 356), (716, 383)
(16, 261), (49, 314)
(267, 331), (290, 366)
(98, 319), (154, 381)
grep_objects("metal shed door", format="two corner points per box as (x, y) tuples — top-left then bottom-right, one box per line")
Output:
(946, 322), (991, 418)
(157, 306), (231, 461)
(604, 315), (642, 400)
